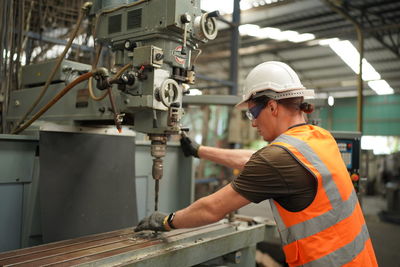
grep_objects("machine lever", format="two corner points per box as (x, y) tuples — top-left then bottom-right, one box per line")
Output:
(180, 13), (192, 55)
(206, 10), (220, 19)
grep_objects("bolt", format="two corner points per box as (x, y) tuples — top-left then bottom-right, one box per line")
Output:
(14, 100), (20, 106)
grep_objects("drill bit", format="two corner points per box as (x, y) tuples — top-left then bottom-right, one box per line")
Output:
(152, 158), (163, 212)
(154, 179), (159, 211)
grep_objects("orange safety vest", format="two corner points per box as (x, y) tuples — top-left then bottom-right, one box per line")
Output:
(270, 124), (377, 267)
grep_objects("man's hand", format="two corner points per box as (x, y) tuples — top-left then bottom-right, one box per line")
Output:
(134, 212), (168, 232)
(180, 133), (200, 158)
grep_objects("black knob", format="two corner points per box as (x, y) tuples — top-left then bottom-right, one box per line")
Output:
(171, 102), (181, 108)
(155, 53), (164, 61)
(124, 40), (137, 51)
(121, 73), (135, 85)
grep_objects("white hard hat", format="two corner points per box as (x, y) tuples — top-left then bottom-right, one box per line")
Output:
(236, 61), (314, 107)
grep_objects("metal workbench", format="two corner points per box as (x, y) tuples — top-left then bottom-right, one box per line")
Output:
(0, 219), (275, 267)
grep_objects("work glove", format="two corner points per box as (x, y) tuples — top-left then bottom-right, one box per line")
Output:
(134, 211), (168, 232)
(180, 133), (200, 158)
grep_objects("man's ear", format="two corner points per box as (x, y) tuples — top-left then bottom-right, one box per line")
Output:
(269, 100), (278, 115)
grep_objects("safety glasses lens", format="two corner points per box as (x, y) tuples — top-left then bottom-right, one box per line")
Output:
(247, 103), (265, 120)
(246, 110), (254, 120)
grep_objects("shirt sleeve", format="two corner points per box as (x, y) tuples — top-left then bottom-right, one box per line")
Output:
(231, 147), (290, 203)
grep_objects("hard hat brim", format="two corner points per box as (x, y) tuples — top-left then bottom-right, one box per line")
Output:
(235, 89), (315, 108)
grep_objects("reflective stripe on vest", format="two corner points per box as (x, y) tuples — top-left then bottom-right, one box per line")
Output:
(270, 133), (371, 266)
(303, 224), (369, 267)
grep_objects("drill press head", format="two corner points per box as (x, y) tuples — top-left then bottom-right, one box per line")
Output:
(92, 0), (218, 136)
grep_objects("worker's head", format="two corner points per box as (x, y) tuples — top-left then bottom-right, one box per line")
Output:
(236, 61), (315, 141)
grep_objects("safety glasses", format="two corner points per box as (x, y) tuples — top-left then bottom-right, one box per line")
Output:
(246, 103), (266, 120)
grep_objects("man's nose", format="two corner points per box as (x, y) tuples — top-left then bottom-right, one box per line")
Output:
(251, 120), (257, 127)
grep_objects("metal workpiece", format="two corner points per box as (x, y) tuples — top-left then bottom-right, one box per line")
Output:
(0, 220), (274, 267)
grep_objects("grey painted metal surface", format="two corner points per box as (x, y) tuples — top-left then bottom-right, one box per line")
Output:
(0, 184), (23, 252)
(135, 141), (194, 218)
(0, 134), (38, 184)
(20, 59), (91, 87)
(38, 130), (138, 243)
(7, 82), (115, 122)
(331, 131), (362, 139)
(21, 157), (42, 248)
(0, 130), (193, 252)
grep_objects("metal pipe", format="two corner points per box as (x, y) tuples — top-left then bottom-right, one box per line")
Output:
(229, 0), (240, 96)
(324, 0), (364, 133)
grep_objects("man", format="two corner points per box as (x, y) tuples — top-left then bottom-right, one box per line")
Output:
(135, 61), (378, 266)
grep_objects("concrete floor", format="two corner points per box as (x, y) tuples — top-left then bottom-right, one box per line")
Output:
(363, 195), (400, 267)
(238, 195), (400, 267)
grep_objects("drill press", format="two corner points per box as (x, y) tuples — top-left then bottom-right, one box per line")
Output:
(91, 0), (218, 211)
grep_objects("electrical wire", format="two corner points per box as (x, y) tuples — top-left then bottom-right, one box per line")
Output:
(13, 72), (93, 135)
(191, 48), (202, 66)
(88, 63), (133, 101)
(108, 63), (133, 84)
(88, 45), (109, 101)
(13, 62), (131, 134)
(12, 2), (92, 134)
(88, 77), (109, 101)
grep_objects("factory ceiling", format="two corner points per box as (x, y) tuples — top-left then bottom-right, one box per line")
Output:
(197, 0), (400, 98)
(2, 0), (400, 99)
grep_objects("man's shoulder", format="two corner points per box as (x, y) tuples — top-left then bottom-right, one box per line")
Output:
(256, 144), (288, 157)
(255, 144), (298, 167)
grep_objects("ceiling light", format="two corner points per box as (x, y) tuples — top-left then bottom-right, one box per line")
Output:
(368, 80), (394, 95)
(329, 40), (380, 81)
(318, 38), (340, 46)
(328, 95), (334, 106)
(239, 24), (260, 36)
(289, 33), (315, 43)
(240, 2), (253, 10)
(274, 30), (299, 41)
(257, 27), (281, 39)
(201, 0), (233, 15)
(361, 59), (381, 81)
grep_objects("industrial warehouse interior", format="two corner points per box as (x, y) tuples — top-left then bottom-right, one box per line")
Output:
(1, 0), (400, 266)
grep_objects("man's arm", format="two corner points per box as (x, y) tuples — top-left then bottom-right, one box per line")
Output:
(134, 184), (251, 232)
(180, 134), (254, 170)
(198, 146), (254, 170)
(172, 184), (251, 228)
